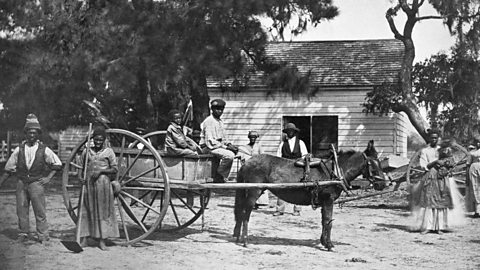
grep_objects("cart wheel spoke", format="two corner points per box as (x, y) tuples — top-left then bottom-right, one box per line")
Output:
(120, 165), (162, 186)
(169, 199), (182, 227)
(121, 191), (161, 215)
(69, 162), (83, 170)
(171, 189), (196, 214)
(141, 191), (159, 223)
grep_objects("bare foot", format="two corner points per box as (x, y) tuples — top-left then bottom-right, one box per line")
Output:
(99, 239), (108, 251)
(80, 237), (88, 248)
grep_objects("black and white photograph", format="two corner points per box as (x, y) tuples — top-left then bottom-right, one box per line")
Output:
(1, 0), (480, 269)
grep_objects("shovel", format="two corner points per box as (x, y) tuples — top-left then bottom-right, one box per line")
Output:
(61, 123), (92, 253)
(61, 184), (86, 253)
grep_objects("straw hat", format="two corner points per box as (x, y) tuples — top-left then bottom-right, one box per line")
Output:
(282, 123), (300, 133)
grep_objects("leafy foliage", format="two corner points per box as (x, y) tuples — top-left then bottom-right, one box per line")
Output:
(363, 0), (480, 142)
(0, 0), (338, 134)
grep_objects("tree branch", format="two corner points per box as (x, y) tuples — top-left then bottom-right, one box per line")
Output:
(399, 0), (413, 15)
(386, 5), (404, 41)
(416, 15), (444, 21)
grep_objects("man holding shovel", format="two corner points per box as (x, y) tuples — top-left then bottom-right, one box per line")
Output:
(0, 114), (62, 244)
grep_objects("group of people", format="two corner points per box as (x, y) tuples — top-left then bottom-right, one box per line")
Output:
(165, 98), (307, 214)
(0, 99), (309, 251)
(7, 101), (479, 251)
(0, 114), (120, 250)
(413, 128), (480, 234)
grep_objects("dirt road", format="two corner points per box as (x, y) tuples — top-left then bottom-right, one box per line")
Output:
(1, 185), (479, 270)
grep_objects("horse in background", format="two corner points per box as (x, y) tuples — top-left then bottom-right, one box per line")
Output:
(233, 140), (386, 251)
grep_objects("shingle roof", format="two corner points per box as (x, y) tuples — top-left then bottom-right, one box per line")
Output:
(209, 39), (404, 88)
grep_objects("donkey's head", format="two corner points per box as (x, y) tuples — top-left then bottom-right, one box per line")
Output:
(338, 140), (387, 191)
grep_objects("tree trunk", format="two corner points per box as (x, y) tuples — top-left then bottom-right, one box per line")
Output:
(190, 74), (210, 130)
(387, 1), (431, 142)
(135, 57), (149, 130)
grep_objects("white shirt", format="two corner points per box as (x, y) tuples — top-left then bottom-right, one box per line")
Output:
(276, 136), (308, 158)
(200, 115), (229, 150)
(4, 141), (62, 171)
(419, 145), (439, 170)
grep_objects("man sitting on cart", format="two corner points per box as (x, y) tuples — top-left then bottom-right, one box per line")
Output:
(200, 99), (238, 183)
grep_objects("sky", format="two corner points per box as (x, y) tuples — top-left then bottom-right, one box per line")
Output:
(287, 0), (456, 63)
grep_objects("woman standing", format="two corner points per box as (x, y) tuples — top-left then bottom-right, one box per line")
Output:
(238, 131), (269, 208)
(79, 126), (119, 250)
(467, 139), (480, 217)
(417, 138), (454, 234)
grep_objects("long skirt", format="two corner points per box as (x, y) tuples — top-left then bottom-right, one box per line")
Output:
(411, 168), (453, 231)
(466, 162), (480, 212)
(79, 175), (119, 239)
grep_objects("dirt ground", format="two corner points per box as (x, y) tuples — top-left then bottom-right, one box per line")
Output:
(1, 179), (480, 270)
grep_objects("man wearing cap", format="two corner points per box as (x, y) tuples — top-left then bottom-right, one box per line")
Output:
(200, 99), (238, 183)
(273, 123), (308, 216)
(0, 114), (62, 243)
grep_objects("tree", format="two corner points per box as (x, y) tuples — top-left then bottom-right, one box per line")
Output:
(363, 0), (480, 142)
(0, 0), (339, 133)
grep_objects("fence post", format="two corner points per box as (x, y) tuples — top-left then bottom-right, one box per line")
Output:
(6, 130), (12, 160)
(0, 140), (5, 162)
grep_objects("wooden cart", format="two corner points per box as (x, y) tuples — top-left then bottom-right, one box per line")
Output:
(62, 128), (345, 246)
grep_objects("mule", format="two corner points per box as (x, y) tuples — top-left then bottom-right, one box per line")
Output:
(233, 141), (386, 251)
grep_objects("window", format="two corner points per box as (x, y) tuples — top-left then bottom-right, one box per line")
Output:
(282, 116), (338, 158)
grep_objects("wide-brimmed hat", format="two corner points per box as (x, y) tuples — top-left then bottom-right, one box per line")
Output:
(24, 113), (41, 132)
(210, 99), (226, 108)
(282, 123), (300, 133)
(248, 131), (259, 138)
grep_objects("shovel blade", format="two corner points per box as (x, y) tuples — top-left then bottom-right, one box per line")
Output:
(61, 240), (84, 253)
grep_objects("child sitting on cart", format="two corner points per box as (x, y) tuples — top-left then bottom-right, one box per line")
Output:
(165, 110), (201, 157)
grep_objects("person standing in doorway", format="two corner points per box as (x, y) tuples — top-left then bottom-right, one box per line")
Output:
(273, 123), (308, 216)
(0, 114), (62, 244)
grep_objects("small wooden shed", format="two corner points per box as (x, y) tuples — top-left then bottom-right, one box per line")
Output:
(208, 39), (408, 158)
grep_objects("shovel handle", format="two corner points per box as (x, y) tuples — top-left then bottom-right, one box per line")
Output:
(75, 123), (93, 243)
(75, 185), (86, 243)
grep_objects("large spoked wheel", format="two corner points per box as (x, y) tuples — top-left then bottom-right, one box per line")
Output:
(141, 130), (211, 231)
(62, 129), (170, 246)
(406, 142), (471, 205)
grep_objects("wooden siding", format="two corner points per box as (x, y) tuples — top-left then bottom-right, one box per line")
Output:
(210, 87), (407, 157)
(58, 127), (88, 162)
(395, 113), (409, 157)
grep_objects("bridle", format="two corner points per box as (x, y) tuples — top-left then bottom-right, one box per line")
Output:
(362, 152), (385, 184)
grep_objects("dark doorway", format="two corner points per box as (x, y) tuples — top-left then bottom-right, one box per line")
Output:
(282, 115), (338, 158)
(312, 116), (338, 158)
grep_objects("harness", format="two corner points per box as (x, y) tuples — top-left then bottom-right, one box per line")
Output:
(293, 145), (351, 209)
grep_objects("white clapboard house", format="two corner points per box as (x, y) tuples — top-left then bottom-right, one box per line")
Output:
(207, 39), (408, 159)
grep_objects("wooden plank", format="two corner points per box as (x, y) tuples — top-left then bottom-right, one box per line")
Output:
(135, 180), (344, 190)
